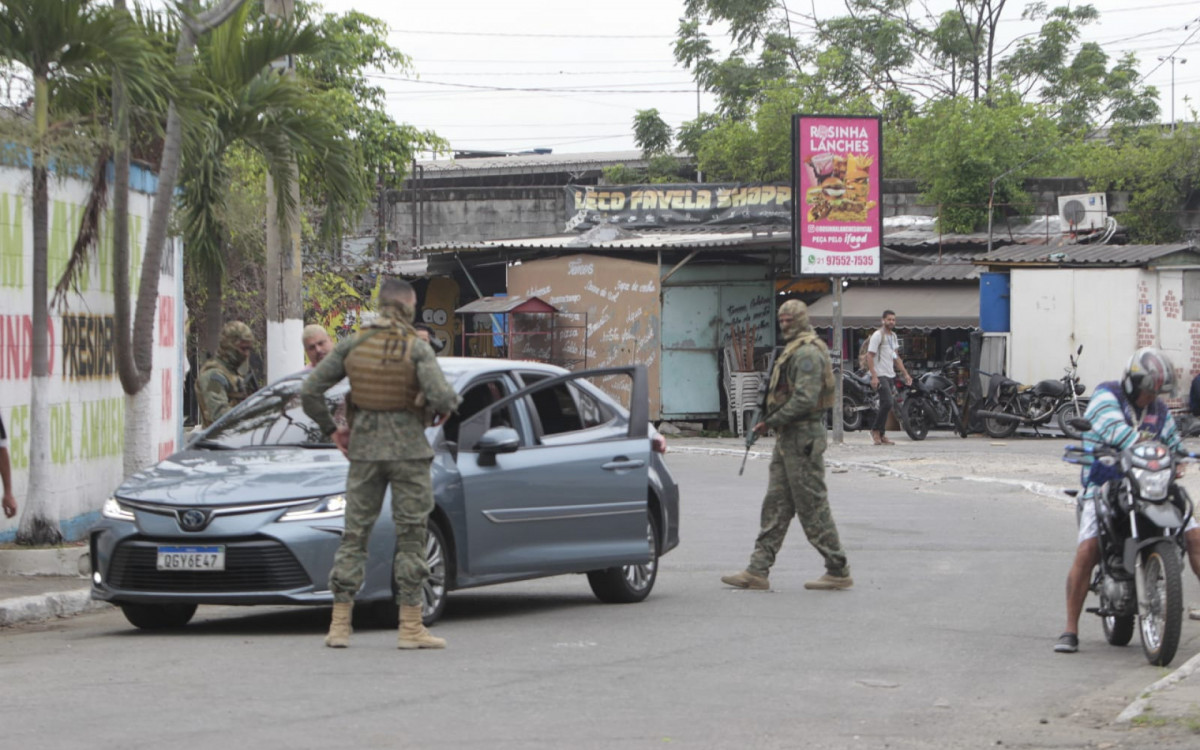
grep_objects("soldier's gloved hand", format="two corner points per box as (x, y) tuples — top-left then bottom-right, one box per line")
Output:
(332, 425), (350, 457)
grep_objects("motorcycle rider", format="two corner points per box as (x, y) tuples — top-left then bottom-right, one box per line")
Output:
(1056, 347), (1200, 653)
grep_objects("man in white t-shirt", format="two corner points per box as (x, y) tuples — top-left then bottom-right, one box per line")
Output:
(1, 410), (16, 519)
(866, 309), (912, 445)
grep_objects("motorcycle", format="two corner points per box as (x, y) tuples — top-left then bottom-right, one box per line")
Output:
(825, 366), (879, 432)
(1063, 429), (1197, 666)
(898, 360), (969, 441)
(977, 346), (1087, 440)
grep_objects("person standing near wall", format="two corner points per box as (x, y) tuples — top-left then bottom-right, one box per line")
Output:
(195, 321), (256, 427)
(866, 309), (913, 445)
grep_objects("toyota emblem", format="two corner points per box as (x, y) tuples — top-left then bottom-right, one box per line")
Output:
(178, 509), (210, 531)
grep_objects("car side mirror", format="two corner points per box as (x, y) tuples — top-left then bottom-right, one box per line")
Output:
(476, 426), (520, 467)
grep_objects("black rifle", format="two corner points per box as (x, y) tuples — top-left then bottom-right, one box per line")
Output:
(739, 347), (779, 476)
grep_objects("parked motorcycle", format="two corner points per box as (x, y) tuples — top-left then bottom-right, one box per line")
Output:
(977, 346), (1087, 440)
(825, 367), (879, 432)
(898, 360), (969, 441)
(1063, 430), (1197, 666)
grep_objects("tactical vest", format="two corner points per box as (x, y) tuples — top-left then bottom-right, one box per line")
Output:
(767, 338), (836, 414)
(344, 327), (421, 412)
(196, 358), (248, 425)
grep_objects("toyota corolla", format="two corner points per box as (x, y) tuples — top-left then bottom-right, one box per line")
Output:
(90, 360), (678, 629)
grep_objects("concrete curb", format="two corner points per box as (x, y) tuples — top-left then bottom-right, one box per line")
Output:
(0, 588), (109, 628)
(1115, 650), (1200, 723)
(0, 546), (90, 576)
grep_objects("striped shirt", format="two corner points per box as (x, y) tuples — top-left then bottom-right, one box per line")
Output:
(1080, 381), (1179, 496)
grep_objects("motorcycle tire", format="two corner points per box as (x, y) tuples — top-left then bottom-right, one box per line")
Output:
(841, 397), (863, 432)
(1139, 540), (1184, 667)
(1056, 400), (1088, 440)
(1102, 612), (1135, 647)
(982, 401), (1019, 439)
(901, 398), (928, 441)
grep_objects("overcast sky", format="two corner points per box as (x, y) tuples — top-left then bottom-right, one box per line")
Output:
(145, 1), (1200, 156)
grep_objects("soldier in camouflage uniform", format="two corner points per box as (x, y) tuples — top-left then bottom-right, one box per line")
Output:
(301, 278), (460, 649)
(721, 299), (852, 592)
(195, 321), (255, 427)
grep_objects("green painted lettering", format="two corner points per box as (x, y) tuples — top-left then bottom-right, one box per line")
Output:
(50, 402), (73, 464)
(9, 404), (28, 469)
(0, 193), (23, 289)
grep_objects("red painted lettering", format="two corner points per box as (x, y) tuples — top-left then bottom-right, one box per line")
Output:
(161, 368), (172, 421)
(158, 295), (174, 347)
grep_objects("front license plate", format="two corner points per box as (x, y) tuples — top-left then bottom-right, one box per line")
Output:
(156, 545), (225, 571)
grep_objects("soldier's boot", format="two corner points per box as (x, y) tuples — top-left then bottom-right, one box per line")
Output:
(804, 573), (854, 590)
(324, 601), (353, 648)
(397, 604), (446, 649)
(720, 569), (769, 590)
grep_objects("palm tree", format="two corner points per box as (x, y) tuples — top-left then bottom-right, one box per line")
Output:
(0, 0), (167, 545)
(181, 2), (366, 355)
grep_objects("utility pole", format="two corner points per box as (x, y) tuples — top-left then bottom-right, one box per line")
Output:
(263, 0), (303, 381)
(1159, 55), (1187, 131)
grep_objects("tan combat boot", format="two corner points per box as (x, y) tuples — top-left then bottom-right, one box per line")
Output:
(720, 569), (769, 590)
(324, 601), (353, 648)
(397, 604), (446, 649)
(804, 573), (853, 590)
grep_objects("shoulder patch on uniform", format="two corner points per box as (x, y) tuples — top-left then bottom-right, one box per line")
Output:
(799, 357), (816, 373)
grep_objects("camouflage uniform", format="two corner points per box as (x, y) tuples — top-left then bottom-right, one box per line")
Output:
(195, 322), (254, 427)
(746, 302), (849, 579)
(300, 304), (459, 607)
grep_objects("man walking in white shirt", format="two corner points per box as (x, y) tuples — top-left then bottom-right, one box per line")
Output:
(866, 310), (912, 445)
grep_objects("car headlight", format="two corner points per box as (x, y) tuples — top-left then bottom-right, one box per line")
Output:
(102, 497), (136, 522)
(279, 494), (347, 522)
(1130, 467), (1172, 501)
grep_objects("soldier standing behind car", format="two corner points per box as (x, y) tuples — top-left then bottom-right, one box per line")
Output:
(301, 278), (460, 650)
(195, 321), (255, 427)
(721, 299), (853, 592)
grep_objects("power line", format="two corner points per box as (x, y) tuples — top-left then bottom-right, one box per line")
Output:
(389, 28), (673, 39)
(381, 76), (698, 94)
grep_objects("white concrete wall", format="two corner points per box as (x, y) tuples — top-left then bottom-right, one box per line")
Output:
(1010, 266), (1198, 404)
(0, 165), (183, 541)
(1010, 268), (1140, 392)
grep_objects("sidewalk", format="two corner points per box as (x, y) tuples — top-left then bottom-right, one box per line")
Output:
(2, 432), (1198, 729)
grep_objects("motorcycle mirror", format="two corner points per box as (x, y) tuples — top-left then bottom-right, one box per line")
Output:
(1068, 417), (1092, 433)
(1077, 345), (1083, 355)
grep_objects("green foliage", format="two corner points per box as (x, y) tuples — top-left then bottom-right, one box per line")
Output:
(1075, 125), (1200, 243)
(633, 109), (673, 158)
(892, 94), (1067, 232)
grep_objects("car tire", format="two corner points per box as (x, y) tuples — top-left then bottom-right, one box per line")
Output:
(587, 508), (659, 604)
(120, 602), (197, 630)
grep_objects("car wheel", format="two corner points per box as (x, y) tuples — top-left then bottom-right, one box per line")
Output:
(120, 602), (197, 630)
(587, 508), (659, 604)
(372, 520), (450, 629)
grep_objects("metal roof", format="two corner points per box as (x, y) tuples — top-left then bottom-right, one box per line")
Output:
(807, 284), (979, 329)
(415, 150), (653, 177)
(883, 214), (1065, 248)
(422, 226), (788, 254)
(981, 243), (1198, 265)
(883, 255), (982, 282)
(454, 295), (559, 314)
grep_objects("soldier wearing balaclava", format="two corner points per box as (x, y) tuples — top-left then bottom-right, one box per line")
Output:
(721, 299), (852, 592)
(195, 321), (255, 427)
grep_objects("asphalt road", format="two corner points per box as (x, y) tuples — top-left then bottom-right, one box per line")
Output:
(3, 444), (1200, 749)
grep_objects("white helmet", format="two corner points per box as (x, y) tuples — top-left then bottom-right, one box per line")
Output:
(1121, 347), (1177, 401)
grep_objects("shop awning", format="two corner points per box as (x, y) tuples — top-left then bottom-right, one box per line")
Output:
(807, 284), (979, 329)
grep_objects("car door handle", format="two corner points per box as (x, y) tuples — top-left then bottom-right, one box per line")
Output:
(602, 457), (646, 471)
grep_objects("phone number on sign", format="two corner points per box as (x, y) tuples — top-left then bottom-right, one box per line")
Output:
(815, 254), (875, 267)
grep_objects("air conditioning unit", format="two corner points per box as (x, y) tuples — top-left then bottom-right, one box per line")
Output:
(1057, 193), (1108, 232)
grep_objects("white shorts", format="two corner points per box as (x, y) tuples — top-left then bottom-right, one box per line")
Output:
(1077, 496), (1199, 545)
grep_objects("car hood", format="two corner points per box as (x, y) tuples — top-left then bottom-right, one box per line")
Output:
(115, 447), (348, 507)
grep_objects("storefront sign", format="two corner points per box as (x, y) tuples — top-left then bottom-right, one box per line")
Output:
(792, 115), (882, 277)
(565, 183), (791, 231)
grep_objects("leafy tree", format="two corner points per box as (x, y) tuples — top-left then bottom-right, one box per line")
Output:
(633, 109), (673, 158)
(180, 1), (366, 356)
(891, 93), (1065, 232)
(0, 0), (168, 545)
(1076, 125), (1200, 243)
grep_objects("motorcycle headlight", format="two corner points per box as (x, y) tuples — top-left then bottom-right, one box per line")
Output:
(279, 494), (347, 522)
(1130, 467), (1172, 501)
(101, 497), (136, 522)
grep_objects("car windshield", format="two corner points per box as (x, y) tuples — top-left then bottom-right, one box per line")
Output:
(195, 361), (480, 450)
(199, 377), (349, 449)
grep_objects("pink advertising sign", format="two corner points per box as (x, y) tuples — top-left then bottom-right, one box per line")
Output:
(792, 115), (882, 276)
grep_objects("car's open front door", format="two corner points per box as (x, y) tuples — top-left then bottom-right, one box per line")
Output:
(455, 366), (652, 579)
